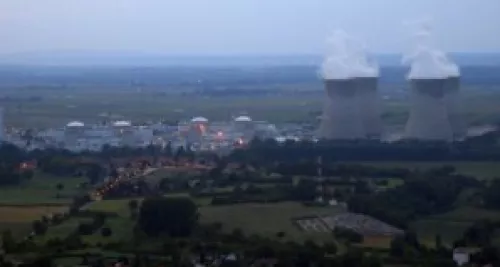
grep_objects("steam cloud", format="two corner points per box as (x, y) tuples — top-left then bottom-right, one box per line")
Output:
(321, 30), (379, 80)
(402, 19), (460, 79)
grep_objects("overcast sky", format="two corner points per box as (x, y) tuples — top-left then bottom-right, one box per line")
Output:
(0, 0), (499, 55)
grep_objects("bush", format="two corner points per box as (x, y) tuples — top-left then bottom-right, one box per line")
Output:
(78, 223), (94, 235)
(51, 213), (64, 225)
(101, 227), (112, 237)
(32, 220), (48, 235)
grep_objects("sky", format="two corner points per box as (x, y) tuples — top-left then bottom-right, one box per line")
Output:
(0, 0), (499, 56)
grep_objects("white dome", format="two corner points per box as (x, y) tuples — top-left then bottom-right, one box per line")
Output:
(191, 117), (208, 123)
(234, 115), (252, 122)
(113, 120), (132, 127)
(66, 121), (84, 127)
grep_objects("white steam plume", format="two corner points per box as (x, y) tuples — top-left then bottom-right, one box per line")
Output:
(321, 29), (379, 80)
(402, 19), (460, 79)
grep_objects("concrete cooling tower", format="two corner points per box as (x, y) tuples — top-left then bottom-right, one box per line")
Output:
(405, 79), (453, 141)
(444, 76), (465, 139)
(355, 77), (382, 139)
(319, 79), (365, 139)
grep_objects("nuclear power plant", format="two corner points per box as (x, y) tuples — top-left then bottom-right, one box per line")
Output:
(445, 76), (465, 139)
(319, 79), (365, 139)
(401, 23), (463, 141)
(355, 77), (382, 139)
(318, 30), (382, 140)
(317, 26), (463, 142)
(404, 78), (454, 141)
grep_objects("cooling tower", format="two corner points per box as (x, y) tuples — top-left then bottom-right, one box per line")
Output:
(444, 76), (465, 139)
(404, 79), (453, 141)
(319, 79), (365, 139)
(355, 77), (382, 139)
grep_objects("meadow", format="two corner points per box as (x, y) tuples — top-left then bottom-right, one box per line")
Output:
(355, 161), (500, 180)
(0, 173), (86, 240)
(410, 207), (500, 245)
(53, 199), (344, 245)
(3, 84), (500, 128)
(0, 173), (87, 205)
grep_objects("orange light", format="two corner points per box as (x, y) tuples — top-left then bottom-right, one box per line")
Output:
(237, 138), (244, 145)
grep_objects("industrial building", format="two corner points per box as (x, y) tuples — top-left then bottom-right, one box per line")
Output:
(318, 79), (365, 139)
(355, 77), (382, 139)
(404, 79), (453, 141)
(445, 76), (465, 139)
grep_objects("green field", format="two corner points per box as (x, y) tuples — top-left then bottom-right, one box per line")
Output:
(411, 206), (500, 245)
(355, 161), (500, 180)
(199, 202), (343, 242)
(4, 87), (500, 128)
(0, 174), (86, 241)
(0, 173), (86, 205)
(83, 199), (344, 243)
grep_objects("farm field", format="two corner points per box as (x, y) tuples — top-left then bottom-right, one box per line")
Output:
(0, 205), (69, 241)
(4, 86), (500, 128)
(0, 173), (87, 205)
(411, 206), (500, 244)
(0, 173), (86, 241)
(199, 202), (344, 242)
(355, 161), (500, 180)
(80, 199), (344, 244)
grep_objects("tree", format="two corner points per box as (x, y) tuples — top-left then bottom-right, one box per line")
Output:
(55, 183), (64, 198)
(390, 236), (405, 258)
(87, 164), (103, 185)
(1, 230), (15, 253)
(101, 227), (112, 237)
(138, 197), (198, 237)
(435, 234), (443, 249)
(128, 199), (139, 219)
(323, 241), (338, 255)
(276, 231), (286, 240)
(483, 179), (500, 210)
(110, 168), (119, 179)
(32, 220), (47, 235)
(230, 228), (245, 242)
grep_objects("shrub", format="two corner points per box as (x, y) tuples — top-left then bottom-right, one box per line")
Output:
(32, 220), (47, 235)
(101, 227), (112, 237)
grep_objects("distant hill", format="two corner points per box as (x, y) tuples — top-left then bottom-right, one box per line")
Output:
(0, 51), (499, 67)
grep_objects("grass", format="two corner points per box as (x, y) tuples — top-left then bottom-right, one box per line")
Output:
(35, 217), (93, 244)
(199, 202), (344, 242)
(0, 174), (85, 240)
(84, 199), (344, 243)
(430, 206), (500, 222)
(82, 217), (135, 245)
(0, 222), (33, 239)
(86, 199), (140, 217)
(4, 91), (325, 128)
(0, 173), (87, 205)
(0, 206), (68, 223)
(410, 220), (471, 245)
(4, 86), (500, 128)
(355, 161), (500, 180)
(410, 206), (500, 245)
